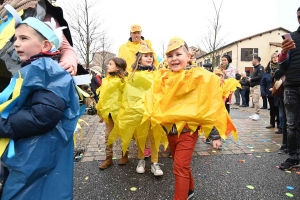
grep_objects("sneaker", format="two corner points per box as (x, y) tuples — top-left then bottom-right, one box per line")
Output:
(151, 163), (163, 176)
(144, 148), (151, 158)
(280, 158), (300, 170)
(188, 190), (194, 199)
(252, 114), (260, 121)
(248, 114), (255, 119)
(136, 159), (145, 173)
(278, 146), (288, 154)
(204, 138), (211, 144)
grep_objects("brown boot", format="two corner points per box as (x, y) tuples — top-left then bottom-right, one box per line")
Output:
(118, 151), (129, 165)
(99, 156), (113, 170)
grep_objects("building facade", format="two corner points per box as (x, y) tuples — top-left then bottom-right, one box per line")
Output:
(195, 27), (290, 73)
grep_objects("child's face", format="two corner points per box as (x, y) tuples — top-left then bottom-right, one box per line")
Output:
(140, 53), (153, 66)
(166, 46), (191, 72)
(14, 25), (46, 61)
(107, 60), (118, 73)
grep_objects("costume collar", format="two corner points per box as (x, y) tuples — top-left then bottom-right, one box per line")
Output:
(21, 50), (60, 67)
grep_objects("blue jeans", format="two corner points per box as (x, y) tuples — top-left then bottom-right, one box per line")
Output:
(284, 87), (300, 159)
(240, 89), (249, 106)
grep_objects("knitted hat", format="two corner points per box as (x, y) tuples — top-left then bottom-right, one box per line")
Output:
(222, 55), (232, 63)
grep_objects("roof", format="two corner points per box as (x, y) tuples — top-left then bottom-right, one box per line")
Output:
(197, 27), (291, 59)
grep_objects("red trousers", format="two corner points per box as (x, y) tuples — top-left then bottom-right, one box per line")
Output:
(168, 132), (198, 200)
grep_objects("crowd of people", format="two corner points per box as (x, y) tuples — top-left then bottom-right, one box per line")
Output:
(0, 1), (300, 199)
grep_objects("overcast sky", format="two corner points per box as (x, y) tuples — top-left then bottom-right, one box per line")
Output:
(56, 0), (299, 57)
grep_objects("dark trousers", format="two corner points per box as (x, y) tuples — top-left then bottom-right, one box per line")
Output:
(284, 87), (300, 159)
(262, 96), (268, 108)
(234, 87), (241, 104)
(279, 97), (287, 145)
(267, 97), (279, 127)
(240, 89), (249, 106)
(225, 98), (230, 114)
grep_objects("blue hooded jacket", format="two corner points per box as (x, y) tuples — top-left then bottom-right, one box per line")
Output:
(0, 57), (79, 200)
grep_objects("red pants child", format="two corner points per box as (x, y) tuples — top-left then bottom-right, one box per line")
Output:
(168, 132), (198, 200)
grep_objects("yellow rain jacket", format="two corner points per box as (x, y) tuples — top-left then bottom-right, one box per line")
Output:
(118, 39), (159, 71)
(96, 75), (125, 124)
(143, 67), (238, 140)
(110, 71), (167, 153)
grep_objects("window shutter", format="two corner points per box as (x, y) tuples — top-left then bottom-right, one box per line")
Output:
(241, 49), (245, 61)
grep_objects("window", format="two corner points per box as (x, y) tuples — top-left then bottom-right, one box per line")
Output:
(226, 51), (232, 58)
(241, 48), (258, 61)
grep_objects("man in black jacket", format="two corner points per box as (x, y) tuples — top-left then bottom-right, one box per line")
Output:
(277, 7), (300, 170)
(248, 56), (264, 121)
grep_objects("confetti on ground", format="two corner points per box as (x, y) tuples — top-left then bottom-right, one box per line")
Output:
(85, 176), (89, 180)
(292, 168), (297, 171)
(226, 171), (231, 174)
(256, 156), (261, 158)
(286, 193), (294, 198)
(130, 187), (137, 191)
(286, 186), (294, 191)
(250, 149), (255, 152)
(212, 150), (216, 153)
(265, 149), (270, 152)
(247, 154), (253, 156)
(239, 160), (245, 163)
(296, 172), (300, 175)
(247, 185), (254, 190)
(276, 166), (280, 169)
(285, 170), (291, 174)
(112, 157), (117, 160)
(247, 146), (253, 149)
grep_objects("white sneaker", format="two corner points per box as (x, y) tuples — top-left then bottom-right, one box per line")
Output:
(248, 114), (255, 119)
(252, 114), (260, 121)
(151, 163), (163, 176)
(136, 159), (145, 173)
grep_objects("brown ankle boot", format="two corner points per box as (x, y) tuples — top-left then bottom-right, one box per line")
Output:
(99, 156), (113, 170)
(118, 151), (129, 165)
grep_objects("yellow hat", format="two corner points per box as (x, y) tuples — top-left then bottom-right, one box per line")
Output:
(165, 37), (185, 54)
(137, 45), (153, 54)
(130, 24), (142, 32)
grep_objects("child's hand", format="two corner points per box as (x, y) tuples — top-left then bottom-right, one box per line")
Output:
(212, 139), (222, 149)
(59, 61), (76, 76)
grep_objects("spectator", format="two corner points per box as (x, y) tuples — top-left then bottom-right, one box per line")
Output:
(234, 70), (241, 105)
(248, 56), (264, 121)
(240, 72), (250, 107)
(278, 7), (300, 170)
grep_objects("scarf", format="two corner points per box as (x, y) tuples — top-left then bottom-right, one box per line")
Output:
(269, 61), (278, 78)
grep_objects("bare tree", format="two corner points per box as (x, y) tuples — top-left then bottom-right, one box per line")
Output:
(63, 0), (109, 69)
(91, 31), (114, 76)
(199, 0), (226, 69)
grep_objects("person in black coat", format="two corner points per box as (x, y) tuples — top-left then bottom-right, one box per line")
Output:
(240, 72), (250, 107)
(260, 64), (279, 129)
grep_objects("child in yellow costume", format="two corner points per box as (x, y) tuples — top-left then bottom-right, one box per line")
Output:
(142, 37), (238, 200)
(96, 57), (127, 170)
(111, 45), (166, 176)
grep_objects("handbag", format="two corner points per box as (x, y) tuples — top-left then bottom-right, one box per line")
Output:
(272, 75), (285, 97)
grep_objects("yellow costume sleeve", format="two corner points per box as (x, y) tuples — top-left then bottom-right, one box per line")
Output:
(143, 67), (238, 141)
(222, 78), (241, 98)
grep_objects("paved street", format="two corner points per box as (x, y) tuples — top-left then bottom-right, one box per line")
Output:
(73, 100), (300, 200)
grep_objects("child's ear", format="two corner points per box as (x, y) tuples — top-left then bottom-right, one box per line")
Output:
(42, 40), (53, 52)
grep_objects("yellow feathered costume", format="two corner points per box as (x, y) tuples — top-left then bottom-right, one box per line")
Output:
(96, 75), (125, 128)
(221, 78), (241, 98)
(142, 67), (238, 140)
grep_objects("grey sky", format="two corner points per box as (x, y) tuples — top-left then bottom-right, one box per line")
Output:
(56, 0), (299, 57)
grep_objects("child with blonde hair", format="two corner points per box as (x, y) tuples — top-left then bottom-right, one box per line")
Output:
(143, 37), (238, 199)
